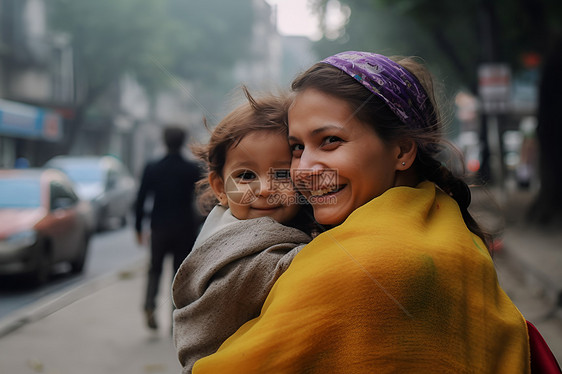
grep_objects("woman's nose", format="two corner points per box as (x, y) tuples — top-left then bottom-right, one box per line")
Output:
(295, 148), (323, 172)
(292, 149), (324, 192)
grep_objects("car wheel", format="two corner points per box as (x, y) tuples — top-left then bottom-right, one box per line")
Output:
(70, 236), (89, 274)
(30, 246), (52, 286)
(96, 207), (109, 232)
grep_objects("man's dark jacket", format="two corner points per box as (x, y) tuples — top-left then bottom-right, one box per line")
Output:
(135, 153), (201, 234)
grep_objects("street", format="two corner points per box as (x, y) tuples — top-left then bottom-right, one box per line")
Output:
(0, 221), (146, 321)
(0, 223), (181, 374)
(495, 252), (562, 363)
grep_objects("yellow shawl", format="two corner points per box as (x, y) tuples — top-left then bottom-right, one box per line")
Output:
(193, 182), (530, 373)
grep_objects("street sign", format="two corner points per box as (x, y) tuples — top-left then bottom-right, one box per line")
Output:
(478, 63), (511, 114)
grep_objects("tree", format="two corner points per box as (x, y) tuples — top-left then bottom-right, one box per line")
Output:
(49, 0), (171, 152)
(165, 0), (253, 87)
(530, 35), (562, 224)
(49, 0), (255, 151)
(162, 0), (254, 123)
(311, 0), (562, 224)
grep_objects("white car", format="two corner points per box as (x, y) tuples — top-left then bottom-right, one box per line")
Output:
(45, 156), (137, 231)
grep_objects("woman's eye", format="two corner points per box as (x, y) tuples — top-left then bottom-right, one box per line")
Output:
(290, 144), (304, 157)
(322, 136), (342, 146)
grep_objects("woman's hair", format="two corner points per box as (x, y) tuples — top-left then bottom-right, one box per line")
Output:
(291, 58), (490, 249)
(192, 86), (292, 214)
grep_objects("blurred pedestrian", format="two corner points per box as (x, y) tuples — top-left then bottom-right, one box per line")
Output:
(135, 125), (201, 331)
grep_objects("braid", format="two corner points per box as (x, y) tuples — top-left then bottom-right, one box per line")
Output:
(417, 153), (491, 251)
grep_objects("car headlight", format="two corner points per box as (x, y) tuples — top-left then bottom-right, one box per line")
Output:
(5, 230), (38, 247)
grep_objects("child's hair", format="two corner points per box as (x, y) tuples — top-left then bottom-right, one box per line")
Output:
(291, 57), (491, 249)
(192, 86), (292, 215)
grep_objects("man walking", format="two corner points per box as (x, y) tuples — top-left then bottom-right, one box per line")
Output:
(135, 125), (201, 330)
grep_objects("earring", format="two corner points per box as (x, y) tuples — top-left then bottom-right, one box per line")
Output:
(218, 193), (227, 206)
(401, 162), (406, 166)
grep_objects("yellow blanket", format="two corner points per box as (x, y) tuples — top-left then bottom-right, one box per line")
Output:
(193, 182), (530, 373)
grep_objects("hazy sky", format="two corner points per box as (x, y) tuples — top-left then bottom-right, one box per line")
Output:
(265, 0), (322, 40)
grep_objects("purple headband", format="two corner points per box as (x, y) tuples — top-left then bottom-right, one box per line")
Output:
(321, 51), (431, 128)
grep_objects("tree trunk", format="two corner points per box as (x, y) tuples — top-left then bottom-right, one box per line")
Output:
(528, 36), (562, 225)
(60, 85), (106, 155)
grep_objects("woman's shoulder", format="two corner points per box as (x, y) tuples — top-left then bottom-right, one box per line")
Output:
(297, 181), (486, 266)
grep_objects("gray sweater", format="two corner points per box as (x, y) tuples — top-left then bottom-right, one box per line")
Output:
(171, 205), (311, 373)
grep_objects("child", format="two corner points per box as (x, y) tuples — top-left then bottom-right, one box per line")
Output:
(171, 87), (314, 374)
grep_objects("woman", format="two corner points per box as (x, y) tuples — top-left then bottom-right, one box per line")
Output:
(191, 51), (532, 373)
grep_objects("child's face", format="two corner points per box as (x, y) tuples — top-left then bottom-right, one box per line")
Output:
(211, 130), (300, 223)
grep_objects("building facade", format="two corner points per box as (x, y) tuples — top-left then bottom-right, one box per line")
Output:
(0, 0), (71, 167)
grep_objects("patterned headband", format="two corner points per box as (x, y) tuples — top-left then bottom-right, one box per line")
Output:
(321, 51), (431, 128)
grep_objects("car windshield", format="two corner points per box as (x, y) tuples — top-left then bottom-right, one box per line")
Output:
(56, 163), (104, 184)
(0, 179), (41, 208)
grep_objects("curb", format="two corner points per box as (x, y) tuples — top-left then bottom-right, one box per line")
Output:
(0, 260), (146, 338)
(482, 186), (562, 315)
(500, 241), (562, 319)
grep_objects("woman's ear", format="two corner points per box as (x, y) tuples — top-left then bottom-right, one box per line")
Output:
(396, 139), (417, 170)
(209, 171), (228, 206)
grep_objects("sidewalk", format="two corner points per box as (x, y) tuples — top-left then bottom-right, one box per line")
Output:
(471, 184), (562, 362)
(0, 262), (181, 374)
(471, 185), (562, 308)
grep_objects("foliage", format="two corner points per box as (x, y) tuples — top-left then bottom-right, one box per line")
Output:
(48, 0), (255, 146)
(165, 0), (254, 89)
(49, 0), (171, 100)
(312, 0), (562, 93)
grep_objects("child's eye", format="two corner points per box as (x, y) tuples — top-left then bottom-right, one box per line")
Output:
(235, 170), (256, 181)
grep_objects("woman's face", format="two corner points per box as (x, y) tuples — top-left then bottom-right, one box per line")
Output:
(288, 88), (402, 226)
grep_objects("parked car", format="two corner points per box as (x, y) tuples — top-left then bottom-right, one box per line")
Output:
(0, 168), (92, 285)
(45, 155), (137, 231)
